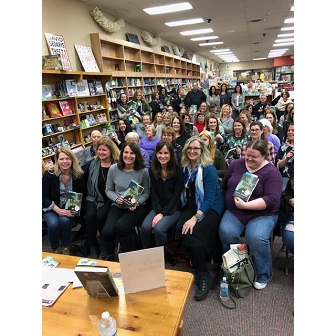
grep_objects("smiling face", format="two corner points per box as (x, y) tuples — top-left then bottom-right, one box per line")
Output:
(208, 117), (218, 131)
(143, 115), (151, 126)
(145, 126), (155, 139)
(172, 118), (181, 133)
(118, 120), (126, 132)
(122, 145), (136, 167)
(156, 145), (171, 166)
(200, 135), (210, 147)
(233, 120), (244, 136)
(120, 93), (127, 103)
(97, 144), (111, 161)
(57, 152), (72, 172)
(186, 140), (202, 163)
(245, 147), (265, 171)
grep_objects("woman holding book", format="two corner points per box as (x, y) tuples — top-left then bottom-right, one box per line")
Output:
(42, 147), (85, 254)
(83, 137), (120, 259)
(175, 136), (224, 301)
(104, 142), (150, 257)
(218, 139), (282, 290)
(140, 141), (183, 249)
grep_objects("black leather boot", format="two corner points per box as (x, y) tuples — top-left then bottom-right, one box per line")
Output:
(194, 271), (214, 301)
(100, 240), (115, 261)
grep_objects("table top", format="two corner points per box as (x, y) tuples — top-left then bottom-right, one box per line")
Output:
(42, 252), (194, 336)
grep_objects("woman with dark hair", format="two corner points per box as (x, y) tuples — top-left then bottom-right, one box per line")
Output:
(172, 115), (191, 148)
(282, 106), (294, 143)
(204, 113), (226, 156)
(219, 138), (282, 290)
(103, 142), (150, 258)
(149, 92), (162, 121)
(231, 84), (244, 119)
(158, 86), (171, 110)
(111, 117), (132, 149)
(219, 83), (231, 107)
(206, 85), (220, 114)
(275, 90), (292, 121)
(140, 141), (183, 249)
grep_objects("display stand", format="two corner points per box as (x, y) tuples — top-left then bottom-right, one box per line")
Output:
(86, 280), (110, 298)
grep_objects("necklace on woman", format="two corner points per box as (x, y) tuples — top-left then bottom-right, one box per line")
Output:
(100, 165), (109, 187)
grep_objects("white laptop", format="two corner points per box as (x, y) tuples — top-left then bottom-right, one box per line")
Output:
(118, 246), (165, 294)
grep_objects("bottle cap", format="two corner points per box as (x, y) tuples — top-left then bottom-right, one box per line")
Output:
(223, 277), (226, 281)
(102, 311), (110, 320)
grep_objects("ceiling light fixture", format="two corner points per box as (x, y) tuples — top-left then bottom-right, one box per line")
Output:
(273, 42), (294, 46)
(284, 18), (294, 24)
(190, 36), (219, 41)
(199, 41), (223, 46)
(274, 38), (294, 43)
(180, 28), (213, 36)
(144, 2), (192, 15)
(253, 57), (267, 60)
(165, 18), (204, 27)
(281, 26), (294, 31)
(210, 49), (230, 53)
(278, 33), (294, 38)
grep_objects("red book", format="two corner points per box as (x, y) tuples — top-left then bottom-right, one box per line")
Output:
(59, 100), (75, 116)
(45, 102), (63, 118)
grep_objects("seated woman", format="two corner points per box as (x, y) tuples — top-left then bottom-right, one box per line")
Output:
(219, 104), (234, 135)
(140, 141), (183, 249)
(238, 109), (252, 133)
(182, 112), (199, 136)
(218, 138), (282, 290)
(116, 92), (131, 120)
(125, 131), (150, 169)
(83, 137), (120, 259)
(175, 136), (224, 301)
(161, 126), (182, 165)
(139, 125), (161, 163)
(152, 111), (164, 138)
(194, 111), (206, 134)
(129, 90), (151, 120)
(204, 113), (226, 155)
(84, 130), (102, 164)
(111, 117), (132, 149)
(172, 115), (191, 148)
(260, 118), (281, 155)
(42, 147), (85, 254)
(199, 130), (226, 180)
(281, 176), (294, 254)
(264, 109), (284, 144)
(104, 142), (150, 258)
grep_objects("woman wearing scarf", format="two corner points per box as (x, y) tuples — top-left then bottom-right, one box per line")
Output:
(175, 136), (225, 301)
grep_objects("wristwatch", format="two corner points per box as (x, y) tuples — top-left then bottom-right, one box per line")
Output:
(195, 213), (201, 219)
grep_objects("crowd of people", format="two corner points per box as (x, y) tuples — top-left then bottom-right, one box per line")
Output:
(42, 82), (294, 302)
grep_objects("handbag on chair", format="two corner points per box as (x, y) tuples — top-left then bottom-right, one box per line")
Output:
(220, 243), (256, 309)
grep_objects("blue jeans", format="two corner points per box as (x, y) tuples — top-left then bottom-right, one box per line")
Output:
(282, 176), (289, 192)
(218, 210), (278, 283)
(282, 214), (294, 254)
(140, 210), (181, 249)
(43, 211), (74, 250)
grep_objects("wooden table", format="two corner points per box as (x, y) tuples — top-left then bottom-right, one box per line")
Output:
(42, 252), (194, 335)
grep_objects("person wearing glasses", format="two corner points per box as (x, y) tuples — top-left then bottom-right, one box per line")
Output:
(240, 121), (275, 165)
(175, 136), (224, 301)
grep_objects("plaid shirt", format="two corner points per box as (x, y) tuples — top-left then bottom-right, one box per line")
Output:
(240, 140), (275, 165)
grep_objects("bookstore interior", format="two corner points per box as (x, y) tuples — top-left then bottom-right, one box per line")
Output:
(42, 1), (294, 173)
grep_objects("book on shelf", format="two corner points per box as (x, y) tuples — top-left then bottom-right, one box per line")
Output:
(87, 81), (96, 95)
(44, 33), (72, 71)
(42, 84), (57, 100)
(76, 79), (90, 97)
(45, 102), (63, 118)
(58, 100), (75, 116)
(233, 172), (259, 202)
(74, 265), (119, 297)
(123, 180), (144, 207)
(74, 44), (100, 72)
(42, 54), (63, 70)
(65, 191), (83, 216)
(64, 79), (78, 97)
(55, 80), (67, 98)
(93, 79), (104, 94)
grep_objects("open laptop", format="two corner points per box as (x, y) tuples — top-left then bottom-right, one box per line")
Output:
(118, 246), (165, 294)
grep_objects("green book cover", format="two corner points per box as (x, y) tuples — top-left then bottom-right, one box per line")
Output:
(123, 180), (144, 207)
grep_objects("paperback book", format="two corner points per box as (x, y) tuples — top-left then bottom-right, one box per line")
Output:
(65, 191), (83, 216)
(42, 54), (63, 70)
(45, 102), (63, 118)
(74, 266), (119, 297)
(233, 172), (259, 202)
(123, 180), (144, 207)
(58, 100), (75, 116)
(64, 79), (78, 97)
(76, 79), (90, 97)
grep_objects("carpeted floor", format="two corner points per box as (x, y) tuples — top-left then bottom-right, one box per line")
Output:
(42, 228), (294, 336)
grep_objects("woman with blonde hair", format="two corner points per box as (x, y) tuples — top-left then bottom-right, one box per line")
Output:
(42, 147), (85, 254)
(219, 104), (234, 134)
(199, 130), (226, 179)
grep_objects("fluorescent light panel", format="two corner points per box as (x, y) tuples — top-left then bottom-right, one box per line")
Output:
(144, 2), (192, 15)
(214, 52), (233, 55)
(199, 41), (223, 46)
(281, 26), (294, 31)
(165, 18), (204, 27)
(278, 33), (294, 37)
(273, 42), (294, 46)
(284, 18), (294, 23)
(190, 36), (218, 41)
(275, 38), (294, 43)
(253, 58), (267, 60)
(180, 28), (213, 35)
(210, 49), (230, 53)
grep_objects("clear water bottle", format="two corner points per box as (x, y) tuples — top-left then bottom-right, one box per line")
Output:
(98, 311), (117, 336)
(219, 276), (229, 301)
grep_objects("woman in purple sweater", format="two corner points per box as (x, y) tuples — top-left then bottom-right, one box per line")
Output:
(139, 125), (160, 163)
(219, 138), (282, 290)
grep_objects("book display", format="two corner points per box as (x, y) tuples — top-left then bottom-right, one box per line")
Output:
(233, 172), (260, 202)
(42, 54), (63, 70)
(42, 70), (114, 174)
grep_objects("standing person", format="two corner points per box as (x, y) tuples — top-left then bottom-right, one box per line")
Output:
(231, 84), (244, 119)
(199, 130), (226, 180)
(84, 130), (102, 164)
(175, 136), (225, 301)
(206, 85), (220, 114)
(275, 123), (294, 191)
(219, 83), (231, 107)
(116, 93), (131, 120)
(42, 147), (85, 254)
(149, 92), (163, 122)
(172, 115), (191, 148)
(139, 125), (161, 163)
(129, 90), (151, 119)
(260, 118), (281, 155)
(219, 139), (282, 290)
(83, 137), (120, 259)
(219, 104), (234, 135)
(184, 82), (206, 112)
(252, 93), (268, 121)
(172, 86), (186, 114)
(161, 126), (183, 165)
(132, 114), (152, 139)
(275, 91), (292, 121)
(110, 117), (132, 149)
(158, 86), (171, 110)
(124, 131), (150, 169)
(104, 142), (150, 257)
(140, 141), (183, 249)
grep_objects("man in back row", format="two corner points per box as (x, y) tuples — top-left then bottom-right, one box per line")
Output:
(184, 82), (206, 110)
